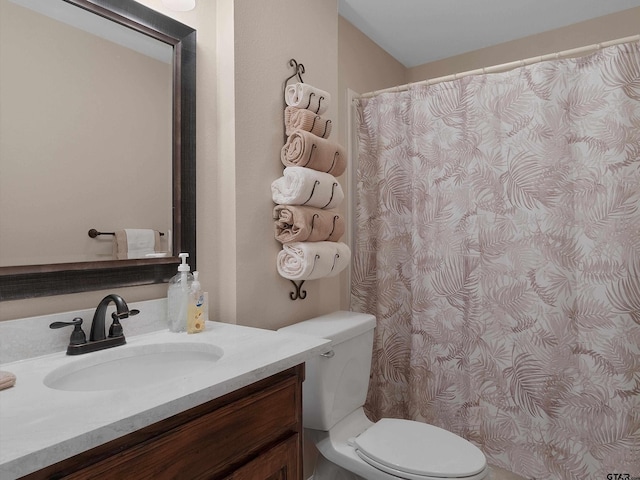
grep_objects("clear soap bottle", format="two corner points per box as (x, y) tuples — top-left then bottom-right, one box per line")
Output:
(167, 253), (193, 332)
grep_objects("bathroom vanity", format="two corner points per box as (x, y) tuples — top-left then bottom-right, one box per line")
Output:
(22, 365), (303, 479)
(0, 312), (330, 479)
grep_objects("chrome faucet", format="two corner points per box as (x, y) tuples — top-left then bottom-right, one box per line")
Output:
(50, 294), (139, 355)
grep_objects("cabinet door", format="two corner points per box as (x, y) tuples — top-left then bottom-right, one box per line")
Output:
(225, 435), (300, 480)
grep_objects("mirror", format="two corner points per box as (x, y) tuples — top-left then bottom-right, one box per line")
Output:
(0, 0), (196, 301)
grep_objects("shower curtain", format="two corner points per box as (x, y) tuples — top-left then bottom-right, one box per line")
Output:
(352, 42), (640, 479)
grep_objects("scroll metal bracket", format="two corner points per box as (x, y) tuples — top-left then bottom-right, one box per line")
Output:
(283, 58), (306, 143)
(284, 58), (305, 92)
(289, 280), (307, 300)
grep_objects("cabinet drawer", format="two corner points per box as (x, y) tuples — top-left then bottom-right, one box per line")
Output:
(64, 375), (300, 480)
(224, 435), (299, 480)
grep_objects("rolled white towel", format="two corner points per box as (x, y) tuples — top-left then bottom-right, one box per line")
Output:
(284, 82), (330, 115)
(114, 229), (161, 259)
(277, 241), (351, 281)
(271, 166), (344, 209)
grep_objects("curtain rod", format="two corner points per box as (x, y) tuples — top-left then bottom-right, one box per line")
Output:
(357, 34), (640, 100)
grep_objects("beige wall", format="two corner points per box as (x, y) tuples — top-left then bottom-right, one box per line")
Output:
(3, 4), (637, 328)
(0, 0), (346, 328)
(408, 6), (640, 82)
(220, 0), (342, 330)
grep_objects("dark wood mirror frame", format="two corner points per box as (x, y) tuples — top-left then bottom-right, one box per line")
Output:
(0, 0), (196, 301)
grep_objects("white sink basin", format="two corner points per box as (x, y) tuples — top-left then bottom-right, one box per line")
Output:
(43, 342), (224, 391)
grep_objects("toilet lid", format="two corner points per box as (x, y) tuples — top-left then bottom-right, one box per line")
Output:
(353, 419), (486, 479)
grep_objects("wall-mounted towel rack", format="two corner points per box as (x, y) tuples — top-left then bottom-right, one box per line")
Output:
(283, 59), (309, 301)
(88, 229), (164, 238)
(280, 58), (348, 300)
(284, 58), (305, 91)
(282, 58), (308, 300)
(310, 115), (331, 138)
(289, 280), (306, 300)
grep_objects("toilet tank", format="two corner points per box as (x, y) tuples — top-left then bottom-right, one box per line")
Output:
(278, 311), (376, 431)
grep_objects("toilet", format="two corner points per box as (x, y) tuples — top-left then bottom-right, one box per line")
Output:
(279, 311), (488, 480)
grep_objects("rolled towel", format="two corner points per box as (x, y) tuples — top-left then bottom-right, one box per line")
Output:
(285, 106), (332, 139)
(281, 130), (346, 177)
(284, 82), (330, 115)
(114, 229), (161, 259)
(271, 167), (344, 209)
(274, 205), (345, 243)
(0, 371), (16, 390)
(277, 241), (351, 280)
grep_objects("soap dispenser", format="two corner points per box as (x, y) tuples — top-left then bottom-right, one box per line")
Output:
(167, 253), (193, 332)
(187, 271), (205, 333)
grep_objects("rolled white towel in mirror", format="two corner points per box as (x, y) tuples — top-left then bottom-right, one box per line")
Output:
(277, 241), (351, 281)
(284, 82), (330, 115)
(271, 166), (344, 209)
(114, 229), (161, 259)
(281, 130), (346, 177)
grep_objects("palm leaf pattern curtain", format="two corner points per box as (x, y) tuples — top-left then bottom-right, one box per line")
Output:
(352, 41), (640, 479)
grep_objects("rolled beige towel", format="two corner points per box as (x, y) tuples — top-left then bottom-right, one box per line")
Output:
(284, 82), (330, 115)
(281, 130), (346, 177)
(271, 167), (344, 210)
(277, 241), (351, 280)
(284, 106), (332, 139)
(274, 205), (345, 243)
(0, 371), (16, 390)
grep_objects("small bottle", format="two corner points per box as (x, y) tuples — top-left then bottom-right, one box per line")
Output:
(187, 271), (205, 334)
(167, 253), (193, 332)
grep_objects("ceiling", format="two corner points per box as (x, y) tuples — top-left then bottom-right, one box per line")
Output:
(338, 0), (640, 68)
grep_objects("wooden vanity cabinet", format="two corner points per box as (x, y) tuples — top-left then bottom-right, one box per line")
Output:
(22, 364), (304, 480)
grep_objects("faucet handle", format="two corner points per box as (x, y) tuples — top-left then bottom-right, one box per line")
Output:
(112, 309), (140, 319)
(49, 317), (87, 346)
(108, 309), (139, 338)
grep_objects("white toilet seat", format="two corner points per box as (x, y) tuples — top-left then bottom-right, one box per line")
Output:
(352, 419), (487, 480)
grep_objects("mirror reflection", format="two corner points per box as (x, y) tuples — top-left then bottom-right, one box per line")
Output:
(0, 0), (173, 267)
(0, 0), (195, 301)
